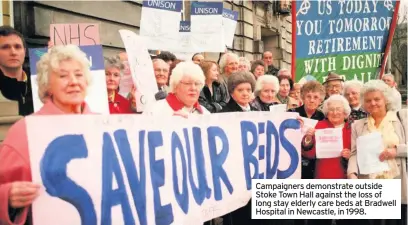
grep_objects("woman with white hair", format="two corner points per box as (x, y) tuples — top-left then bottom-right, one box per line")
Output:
(250, 75), (279, 111)
(0, 45), (94, 224)
(143, 61), (209, 116)
(343, 80), (367, 124)
(105, 56), (133, 114)
(348, 80), (407, 225)
(238, 57), (250, 72)
(302, 94), (352, 225)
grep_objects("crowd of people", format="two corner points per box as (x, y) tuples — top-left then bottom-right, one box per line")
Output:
(0, 25), (406, 225)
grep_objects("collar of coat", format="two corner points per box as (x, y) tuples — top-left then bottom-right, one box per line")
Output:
(166, 93), (203, 113)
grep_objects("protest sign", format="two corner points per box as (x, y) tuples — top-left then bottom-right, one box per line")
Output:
(140, 0), (182, 51)
(191, 2), (225, 52)
(119, 30), (157, 112)
(172, 21), (196, 60)
(27, 112), (301, 225)
(293, 0), (399, 83)
(28, 45), (109, 114)
(50, 23), (100, 46)
(222, 8), (239, 48)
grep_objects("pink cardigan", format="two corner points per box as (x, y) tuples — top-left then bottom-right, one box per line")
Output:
(0, 100), (92, 225)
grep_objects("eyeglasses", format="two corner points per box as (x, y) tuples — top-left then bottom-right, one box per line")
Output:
(180, 81), (203, 88)
(328, 107), (344, 113)
(327, 84), (342, 90)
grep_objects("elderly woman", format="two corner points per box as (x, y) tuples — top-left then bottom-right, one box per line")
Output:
(250, 75), (279, 111)
(143, 61), (209, 116)
(222, 71), (257, 112)
(238, 57), (250, 72)
(289, 83), (302, 105)
(343, 80), (367, 124)
(250, 60), (265, 79)
(0, 45), (94, 224)
(289, 80), (326, 180)
(277, 75), (300, 110)
(348, 80), (407, 225)
(105, 56), (133, 114)
(218, 52), (239, 86)
(198, 60), (228, 113)
(302, 94), (352, 225)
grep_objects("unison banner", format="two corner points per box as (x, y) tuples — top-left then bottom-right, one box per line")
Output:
(190, 1), (225, 52)
(139, 0), (182, 51)
(27, 112), (301, 225)
(293, 0), (398, 83)
(28, 45), (109, 114)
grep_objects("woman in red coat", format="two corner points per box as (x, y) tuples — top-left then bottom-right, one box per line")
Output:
(105, 56), (133, 114)
(301, 94), (352, 225)
(302, 94), (351, 179)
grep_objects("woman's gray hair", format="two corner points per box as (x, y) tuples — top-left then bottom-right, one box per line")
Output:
(343, 80), (363, 95)
(322, 94), (351, 117)
(36, 44), (92, 103)
(219, 52), (239, 74)
(360, 79), (398, 112)
(104, 56), (124, 74)
(227, 71), (256, 94)
(254, 75), (279, 97)
(238, 57), (250, 68)
(169, 61), (205, 93)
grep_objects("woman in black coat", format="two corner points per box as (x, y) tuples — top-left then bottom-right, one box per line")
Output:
(198, 60), (229, 113)
(222, 71), (257, 113)
(250, 75), (280, 111)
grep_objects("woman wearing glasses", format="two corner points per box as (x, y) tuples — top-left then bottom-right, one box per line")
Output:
(143, 61), (209, 116)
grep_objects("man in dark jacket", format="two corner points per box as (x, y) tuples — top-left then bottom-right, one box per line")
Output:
(263, 51), (279, 76)
(0, 26), (33, 116)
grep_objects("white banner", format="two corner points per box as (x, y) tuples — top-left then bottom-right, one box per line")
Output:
(119, 30), (158, 112)
(190, 2), (225, 52)
(27, 112), (302, 225)
(140, 0), (182, 51)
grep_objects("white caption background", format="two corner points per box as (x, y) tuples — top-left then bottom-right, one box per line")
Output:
(252, 179), (401, 219)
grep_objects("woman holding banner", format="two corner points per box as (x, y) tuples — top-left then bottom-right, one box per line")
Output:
(301, 94), (352, 225)
(348, 80), (407, 225)
(0, 45), (94, 224)
(143, 61), (210, 116)
(105, 56), (133, 114)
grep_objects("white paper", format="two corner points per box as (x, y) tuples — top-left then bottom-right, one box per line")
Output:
(356, 132), (390, 174)
(269, 104), (287, 114)
(119, 30), (158, 112)
(315, 128), (343, 159)
(300, 117), (319, 137)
